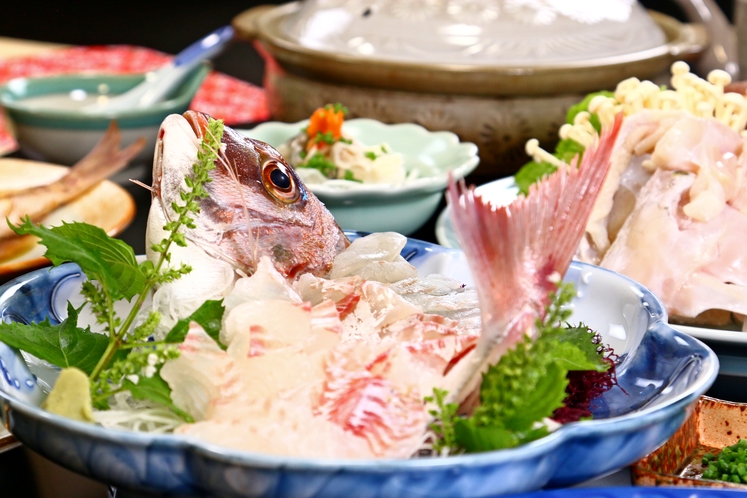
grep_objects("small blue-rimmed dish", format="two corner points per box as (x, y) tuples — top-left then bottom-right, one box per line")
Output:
(0, 234), (718, 497)
(0, 63), (209, 165)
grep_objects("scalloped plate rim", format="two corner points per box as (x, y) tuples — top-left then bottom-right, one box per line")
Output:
(241, 118), (480, 194)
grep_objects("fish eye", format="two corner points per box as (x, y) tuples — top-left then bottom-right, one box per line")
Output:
(262, 160), (300, 203)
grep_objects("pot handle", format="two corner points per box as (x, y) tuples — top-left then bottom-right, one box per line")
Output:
(667, 19), (709, 61)
(673, 0), (738, 78)
(232, 5), (276, 41)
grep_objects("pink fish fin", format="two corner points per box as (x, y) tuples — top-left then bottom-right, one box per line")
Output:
(526, 111), (623, 285)
(443, 113), (621, 399)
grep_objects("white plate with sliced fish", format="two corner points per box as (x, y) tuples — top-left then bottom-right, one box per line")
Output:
(0, 158), (135, 281)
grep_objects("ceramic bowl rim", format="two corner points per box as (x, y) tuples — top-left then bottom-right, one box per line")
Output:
(244, 118), (480, 197)
(0, 63), (210, 124)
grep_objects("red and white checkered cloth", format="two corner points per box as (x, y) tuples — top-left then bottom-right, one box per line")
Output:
(0, 45), (269, 156)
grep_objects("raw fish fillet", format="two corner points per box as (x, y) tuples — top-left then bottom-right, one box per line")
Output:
(581, 112), (747, 324)
(161, 253), (476, 458)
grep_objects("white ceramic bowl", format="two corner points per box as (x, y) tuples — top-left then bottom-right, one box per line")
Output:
(242, 118), (479, 235)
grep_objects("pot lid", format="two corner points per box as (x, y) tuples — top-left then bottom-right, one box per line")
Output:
(234, 2), (706, 96)
(276, 0), (666, 66)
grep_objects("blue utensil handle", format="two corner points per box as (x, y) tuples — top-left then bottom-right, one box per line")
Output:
(173, 25), (234, 67)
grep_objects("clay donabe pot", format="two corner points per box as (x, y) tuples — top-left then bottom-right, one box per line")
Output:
(234, 1), (711, 181)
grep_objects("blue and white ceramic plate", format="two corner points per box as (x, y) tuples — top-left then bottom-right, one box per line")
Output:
(0, 235), (718, 497)
(435, 177), (747, 378)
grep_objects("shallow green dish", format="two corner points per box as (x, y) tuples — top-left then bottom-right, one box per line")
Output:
(0, 64), (209, 165)
(242, 118), (479, 235)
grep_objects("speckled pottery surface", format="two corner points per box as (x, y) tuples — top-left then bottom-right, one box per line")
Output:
(234, 1), (710, 178)
(0, 235), (718, 497)
(633, 396), (747, 490)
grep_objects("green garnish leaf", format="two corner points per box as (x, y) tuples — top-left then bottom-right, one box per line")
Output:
(566, 90), (614, 131)
(325, 103), (349, 115)
(554, 138), (586, 164)
(364, 151), (378, 161)
(514, 139), (585, 196)
(165, 299), (225, 348)
(514, 90), (614, 196)
(299, 152), (338, 179)
(454, 418), (548, 452)
(0, 303), (108, 375)
(473, 339), (570, 435)
(123, 371), (193, 422)
(12, 219), (145, 301)
(2, 116), (227, 423)
(427, 282), (613, 454)
(425, 387), (459, 454)
(556, 324), (609, 372)
(313, 131), (336, 146)
(514, 161), (557, 196)
(342, 170), (361, 182)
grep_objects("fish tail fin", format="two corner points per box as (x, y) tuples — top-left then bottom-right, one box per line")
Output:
(447, 112), (622, 344)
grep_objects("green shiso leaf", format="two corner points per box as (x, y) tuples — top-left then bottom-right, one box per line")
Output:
(0, 303), (108, 375)
(12, 218), (145, 301)
(428, 284), (612, 454)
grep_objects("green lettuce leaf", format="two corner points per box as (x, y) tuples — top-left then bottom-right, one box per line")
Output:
(565, 90), (615, 132)
(514, 161), (557, 196)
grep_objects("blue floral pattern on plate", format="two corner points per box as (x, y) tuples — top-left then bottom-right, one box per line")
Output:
(0, 237), (719, 497)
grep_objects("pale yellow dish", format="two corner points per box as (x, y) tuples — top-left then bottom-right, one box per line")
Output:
(0, 158), (135, 280)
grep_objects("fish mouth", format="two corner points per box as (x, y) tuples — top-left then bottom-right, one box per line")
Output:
(184, 110), (210, 140)
(152, 127), (164, 199)
(153, 111), (210, 198)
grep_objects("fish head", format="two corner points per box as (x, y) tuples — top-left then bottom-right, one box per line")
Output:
(150, 111), (349, 279)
